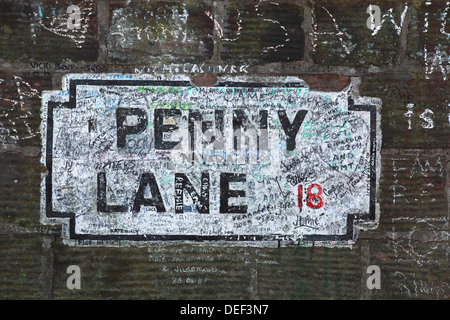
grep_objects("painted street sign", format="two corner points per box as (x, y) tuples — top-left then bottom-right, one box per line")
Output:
(40, 74), (381, 246)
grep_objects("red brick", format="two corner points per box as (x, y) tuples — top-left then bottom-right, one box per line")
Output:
(299, 74), (351, 91)
(191, 72), (218, 87)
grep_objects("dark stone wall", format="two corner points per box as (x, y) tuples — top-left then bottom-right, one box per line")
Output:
(0, 0), (448, 300)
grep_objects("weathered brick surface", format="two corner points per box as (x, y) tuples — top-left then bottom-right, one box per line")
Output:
(298, 74), (351, 92)
(267, 246), (364, 299)
(360, 74), (449, 149)
(378, 153), (448, 232)
(0, 0), (448, 301)
(0, 71), (51, 149)
(191, 72), (218, 87)
(0, 234), (44, 299)
(407, 1), (450, 80)
(50, 244), (368, 300)
(370, 239), (449, 299)
(52, 245), (260, 299)
(310, 0), (405, 67)
(107, 1), (214, 64)
(221, 1), (305, 64)
(0, 0), (99, 63)
(0, 153), (42, 227)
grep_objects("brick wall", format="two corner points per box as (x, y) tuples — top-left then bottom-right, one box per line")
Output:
(0, 0), (448, 300)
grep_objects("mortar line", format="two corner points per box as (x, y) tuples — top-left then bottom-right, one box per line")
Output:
(398, 3), (412, 65)
(360, 240), (372, 300)
(97, 0), (110, 64)
(39, 235), (55, 300)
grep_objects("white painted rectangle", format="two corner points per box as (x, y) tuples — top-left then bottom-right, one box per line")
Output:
(40, 74), (381, 246)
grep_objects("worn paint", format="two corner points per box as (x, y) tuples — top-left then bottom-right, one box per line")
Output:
(40, 74), (381, 247)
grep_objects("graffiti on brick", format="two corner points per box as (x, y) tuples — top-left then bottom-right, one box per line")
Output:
(30, 0), (95, 48)
(40, 74), (381, 246)
(0, 75), (41, 144)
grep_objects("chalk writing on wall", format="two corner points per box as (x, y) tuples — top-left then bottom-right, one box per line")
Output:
(0, 75), (40, 144)
(30, 0), (95, 48)
(40, 74), (381, 246)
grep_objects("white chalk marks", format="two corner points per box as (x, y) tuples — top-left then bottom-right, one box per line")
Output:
(29, 1), (94, 48)
(0, 75), (40, 144)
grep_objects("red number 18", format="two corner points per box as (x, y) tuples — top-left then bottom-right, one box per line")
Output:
(298, 184), (324, 212)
